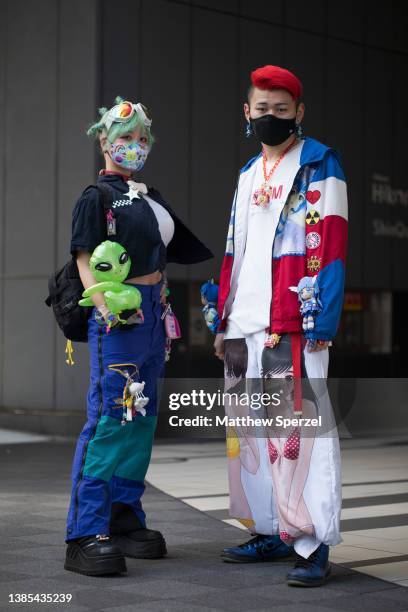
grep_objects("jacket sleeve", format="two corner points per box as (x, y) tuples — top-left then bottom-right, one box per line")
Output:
(216, 189), (237, 333)
(147, 188), (213, 265)
(304, 151), (348, 341)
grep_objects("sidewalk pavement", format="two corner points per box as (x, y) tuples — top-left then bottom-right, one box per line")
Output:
(147, 436), (408, 588)
(1, 436), (408, 612)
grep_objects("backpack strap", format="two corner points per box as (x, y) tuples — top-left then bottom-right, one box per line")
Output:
(96, 181), (113, 214)
(95, 181), (116, 236)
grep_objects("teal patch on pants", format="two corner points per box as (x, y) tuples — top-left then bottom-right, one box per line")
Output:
(83, 415), (157, 482)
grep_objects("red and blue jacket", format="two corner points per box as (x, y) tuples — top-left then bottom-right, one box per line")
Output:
(217, 137), (348, 341)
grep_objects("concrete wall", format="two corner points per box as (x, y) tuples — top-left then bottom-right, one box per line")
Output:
(0, 0), (408, 433)
(0, 0), (98, 428)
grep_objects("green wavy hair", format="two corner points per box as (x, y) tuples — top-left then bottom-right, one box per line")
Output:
(87, 96), (154, 149)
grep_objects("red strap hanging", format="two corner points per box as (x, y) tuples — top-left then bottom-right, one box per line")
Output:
(291, 333), (302, 415)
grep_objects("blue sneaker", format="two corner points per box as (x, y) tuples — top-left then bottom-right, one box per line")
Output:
(286, 544), (331, 587)
(221, 534), (294, 563)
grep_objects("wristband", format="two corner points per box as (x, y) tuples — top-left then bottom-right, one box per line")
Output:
(97, 303), (110, 318)
(161, 270), (168, 287)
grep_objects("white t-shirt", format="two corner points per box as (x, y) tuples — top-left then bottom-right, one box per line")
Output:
(143, 194), (175, 246)
(126, 182), (175, 246)
(225, 143), (303, 338)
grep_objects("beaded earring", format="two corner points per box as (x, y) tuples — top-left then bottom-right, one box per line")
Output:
(245, 121), (253, 138)
(295, 123), (304, 138)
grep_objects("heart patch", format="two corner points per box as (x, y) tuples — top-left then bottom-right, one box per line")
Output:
(306, 190), (321, 204)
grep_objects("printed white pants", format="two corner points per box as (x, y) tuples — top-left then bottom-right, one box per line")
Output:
(224, 330), (342, 559)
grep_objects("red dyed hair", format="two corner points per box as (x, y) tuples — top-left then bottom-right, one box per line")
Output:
(251, 65), (303, 100)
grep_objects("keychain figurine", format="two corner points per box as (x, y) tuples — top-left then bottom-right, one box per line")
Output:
(289, 275), (323, 333)
(200, 279), (220, 334)
(109, 363), (149, 425)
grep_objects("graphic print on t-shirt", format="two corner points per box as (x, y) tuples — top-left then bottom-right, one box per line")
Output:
(273, 185), (307, 258)
(112, 181), (146, 208)
(227, 141), (305, 336)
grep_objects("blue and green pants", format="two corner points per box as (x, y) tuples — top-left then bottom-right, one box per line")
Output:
(66, 281), (165, 541)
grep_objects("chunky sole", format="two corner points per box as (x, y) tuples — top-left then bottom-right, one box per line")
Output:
(287, 565), (331, 587)
(64, 554), (127, 576)
(112, 534), (167, 559)
(221, 552), (295, 564)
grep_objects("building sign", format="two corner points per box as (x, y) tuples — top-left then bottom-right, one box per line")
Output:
(344, 292), (363, 312)
(371, 174), (408, 239)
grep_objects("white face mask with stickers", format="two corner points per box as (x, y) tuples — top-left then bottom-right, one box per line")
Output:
(110, 140), (150, 172)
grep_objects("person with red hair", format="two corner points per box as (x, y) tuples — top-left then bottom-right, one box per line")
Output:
(213, 65), (348, 587)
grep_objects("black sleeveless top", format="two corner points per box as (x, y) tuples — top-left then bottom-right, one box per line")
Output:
(70, 173), (213, 276)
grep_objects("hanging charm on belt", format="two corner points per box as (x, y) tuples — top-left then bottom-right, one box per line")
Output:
(65, 339), (75, 365)
(289, 275), (323, 333)
(264, 332), (281, 349)
(106, 209), (116, 236)
(161, 302), (182, 362)
(290, 333), (303, 416)
(164, 337), (172, 362)
(109, 363), (149, 425)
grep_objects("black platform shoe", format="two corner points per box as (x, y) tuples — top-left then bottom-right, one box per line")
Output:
(111, 528), (167, 559)
(64, 534), (127, 576)
(109, 502), (167, 559)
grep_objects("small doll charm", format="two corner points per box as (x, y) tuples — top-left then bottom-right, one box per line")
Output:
(200, 279), (220, 334)
(109, 363), (149, 425)
(289, 276), (323, 334)
(129, 381), (149, 417)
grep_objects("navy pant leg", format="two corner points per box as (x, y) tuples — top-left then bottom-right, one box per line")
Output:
(66, 282), (166, 541)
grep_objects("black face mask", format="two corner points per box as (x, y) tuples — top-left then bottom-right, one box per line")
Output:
(250, 114), (297, 146)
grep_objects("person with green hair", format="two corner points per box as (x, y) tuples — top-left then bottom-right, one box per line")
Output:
(87, 96), (155, 169)
(64, 96), (212, 576)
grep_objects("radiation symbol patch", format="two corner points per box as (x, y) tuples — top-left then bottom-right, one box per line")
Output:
(306, 210), (320, 225)
(307, 255), (322, 272)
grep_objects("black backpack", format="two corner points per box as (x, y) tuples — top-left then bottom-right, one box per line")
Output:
(45, 182), (113, 342)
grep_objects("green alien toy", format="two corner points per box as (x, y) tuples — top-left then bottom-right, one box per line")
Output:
(79, 241), (142, 331)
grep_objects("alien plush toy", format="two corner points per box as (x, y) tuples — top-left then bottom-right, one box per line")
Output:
(289, 276), (323, 333)
(79, 241), (142, 332)
(200, 279), (220, 334)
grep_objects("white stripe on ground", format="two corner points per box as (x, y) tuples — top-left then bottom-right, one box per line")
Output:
(182, 495), (230, 511)
(341, 502), (408, 520)
(0, 429), (50, 444)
